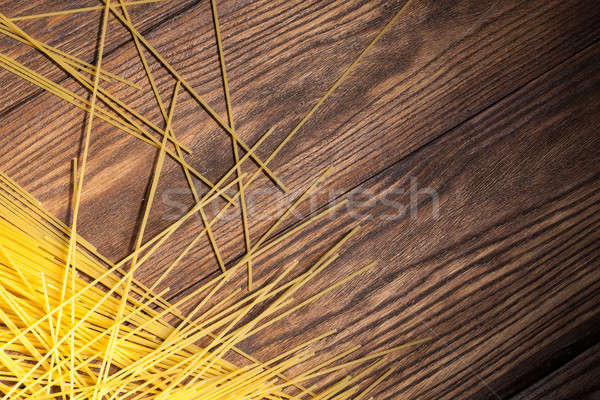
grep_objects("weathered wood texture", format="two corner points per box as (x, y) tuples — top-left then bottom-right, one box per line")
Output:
(0, 0), (599, 398)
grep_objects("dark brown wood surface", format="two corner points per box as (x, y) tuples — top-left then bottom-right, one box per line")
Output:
(511, 343), (600, 400)
(0, 0), (599, 398)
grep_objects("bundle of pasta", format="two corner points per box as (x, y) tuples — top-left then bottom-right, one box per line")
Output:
(0, 173), (426, 399)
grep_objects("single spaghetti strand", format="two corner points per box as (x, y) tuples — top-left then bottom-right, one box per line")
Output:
(9, 0), (163, 22)
(354, 367), (397, 400)
(40, 272), (58, 397)
(265, 0), (415, 167)
(210, 0), (254, 287)
(69, 158), (78, 398)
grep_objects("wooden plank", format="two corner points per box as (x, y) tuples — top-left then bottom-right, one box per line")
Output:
(166, 41), (600, 398)
(510, 342), (600, 400)
(0, 0), (598, 266)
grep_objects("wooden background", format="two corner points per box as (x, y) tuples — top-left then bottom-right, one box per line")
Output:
(1, 0), (599, 398)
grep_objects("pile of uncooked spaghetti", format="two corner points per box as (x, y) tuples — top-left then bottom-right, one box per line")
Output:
(0, 0), (425, 399)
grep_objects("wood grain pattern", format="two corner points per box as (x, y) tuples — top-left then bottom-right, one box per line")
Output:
(167, 40), (599, 399)
(0, 0), (599, 398)
(1, 0), (598, 264)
